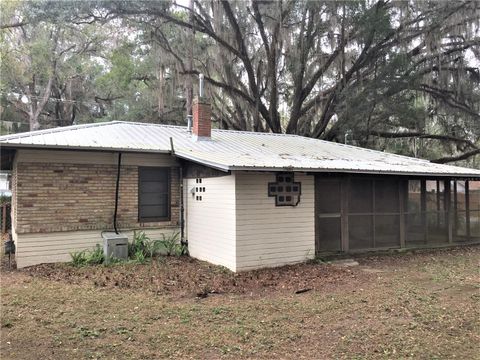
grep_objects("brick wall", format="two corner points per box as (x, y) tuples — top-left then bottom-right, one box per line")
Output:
(15, 162), (180, 234)
(192, 97), (212, 138)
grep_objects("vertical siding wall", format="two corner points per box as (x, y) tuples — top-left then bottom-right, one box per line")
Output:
(186, 174), (237, 271)
(235, 172), (315, 271)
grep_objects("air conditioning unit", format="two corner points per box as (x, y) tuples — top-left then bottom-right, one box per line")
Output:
(102, 232), (128, 262)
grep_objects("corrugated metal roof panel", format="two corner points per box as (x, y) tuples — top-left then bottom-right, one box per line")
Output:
(1, 121), (479, 177)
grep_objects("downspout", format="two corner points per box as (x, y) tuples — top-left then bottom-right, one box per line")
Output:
(170, 137), (188, 253)
(113, 152), (122, 234)
(180, 166), (187, 251)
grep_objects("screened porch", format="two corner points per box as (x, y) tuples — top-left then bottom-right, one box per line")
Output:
(315, 175), (480, 254)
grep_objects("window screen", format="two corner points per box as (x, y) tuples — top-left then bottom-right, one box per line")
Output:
(138, 167), (170, 222)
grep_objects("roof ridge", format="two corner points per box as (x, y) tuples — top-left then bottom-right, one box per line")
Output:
(0, 121), (117, 141)
(114, 120), (300, 137)
(112, 120), (187, 129)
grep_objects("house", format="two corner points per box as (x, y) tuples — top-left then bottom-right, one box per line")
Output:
(1, 97), (479, 271)
(0, 172), (11, 196)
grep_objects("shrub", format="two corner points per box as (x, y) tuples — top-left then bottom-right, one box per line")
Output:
(132, 249), (146, 264)
(159, 231), (187, 256)
(85, 244), (104, 265)
(70, 250), (87, 267)
(129, 230), (151, 258)
(70, 245), (104, 266)
(0, 194), (11, 205)
(70, 231), (186, 267)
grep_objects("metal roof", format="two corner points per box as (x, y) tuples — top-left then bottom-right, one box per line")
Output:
(1, 121), (479, 177)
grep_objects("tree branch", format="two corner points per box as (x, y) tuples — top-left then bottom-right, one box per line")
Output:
(431, 149), (480, 164)
(367, 130), (478, 149)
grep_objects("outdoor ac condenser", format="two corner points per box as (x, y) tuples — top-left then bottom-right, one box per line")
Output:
(102, 232), (128, 262)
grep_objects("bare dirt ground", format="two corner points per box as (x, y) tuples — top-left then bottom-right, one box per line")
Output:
(1, 246), (479, 359)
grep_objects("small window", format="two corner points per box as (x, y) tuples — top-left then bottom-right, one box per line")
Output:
(268, 172), (301, 206)
(138, 167), (170, 222)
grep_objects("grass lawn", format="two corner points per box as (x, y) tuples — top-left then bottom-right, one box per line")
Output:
(1, 246), (479, 359)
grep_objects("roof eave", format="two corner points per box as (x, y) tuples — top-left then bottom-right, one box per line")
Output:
(227, 165), (480, 178)
(0, 142), (171, 154)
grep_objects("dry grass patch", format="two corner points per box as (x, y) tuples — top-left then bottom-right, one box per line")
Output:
(1, 246), (479, 359)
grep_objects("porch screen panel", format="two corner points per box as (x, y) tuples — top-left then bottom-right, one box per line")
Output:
(425, 180), (447, 244)
(454, 180), (468, 241)
(349, 179), (373, 213)
(375, 215), (400, 247)
(348, 179), (374, 249)
(349, 215), (373, 249)
(375, 180), (399, 213)
(470, 181), (480, 239)
(317, 180), (341, 213)
(406, 180), (424, 245)
(317, 217), (342, 251)
(316, 178), (342, 252)
(348, 178), (401, 250)
(374, 179), (400, 247)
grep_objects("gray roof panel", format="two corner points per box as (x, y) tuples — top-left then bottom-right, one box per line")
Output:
(1, 121), (479, 177)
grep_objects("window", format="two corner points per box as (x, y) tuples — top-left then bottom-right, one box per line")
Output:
(138, 167), (170, 222)
(268, 173), (301, 206)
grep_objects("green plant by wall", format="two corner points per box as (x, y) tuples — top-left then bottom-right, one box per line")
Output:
(70, 231), (186, 267)
(70, 245), (104, 267)
(160, 232), (184, 256)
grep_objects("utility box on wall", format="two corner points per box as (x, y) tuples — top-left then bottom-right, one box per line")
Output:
(102, 232), (128, 261)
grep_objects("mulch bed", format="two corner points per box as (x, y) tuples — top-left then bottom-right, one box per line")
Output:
(7, 244), (479, 299)
(21, 256), (366, 298)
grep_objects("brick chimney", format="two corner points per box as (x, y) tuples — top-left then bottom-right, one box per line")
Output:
(192, 74), (211, 140)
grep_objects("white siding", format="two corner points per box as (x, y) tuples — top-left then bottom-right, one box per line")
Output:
(235, 172), (315, 271)
(186, 174), (237, 271)
(15, 227), (179, 268)
(16, 149), (177, 167)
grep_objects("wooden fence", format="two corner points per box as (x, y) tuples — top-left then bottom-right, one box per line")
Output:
(1, 203), (11, 234)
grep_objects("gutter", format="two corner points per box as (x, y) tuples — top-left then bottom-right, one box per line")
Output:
(0, 143), (171, 154)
